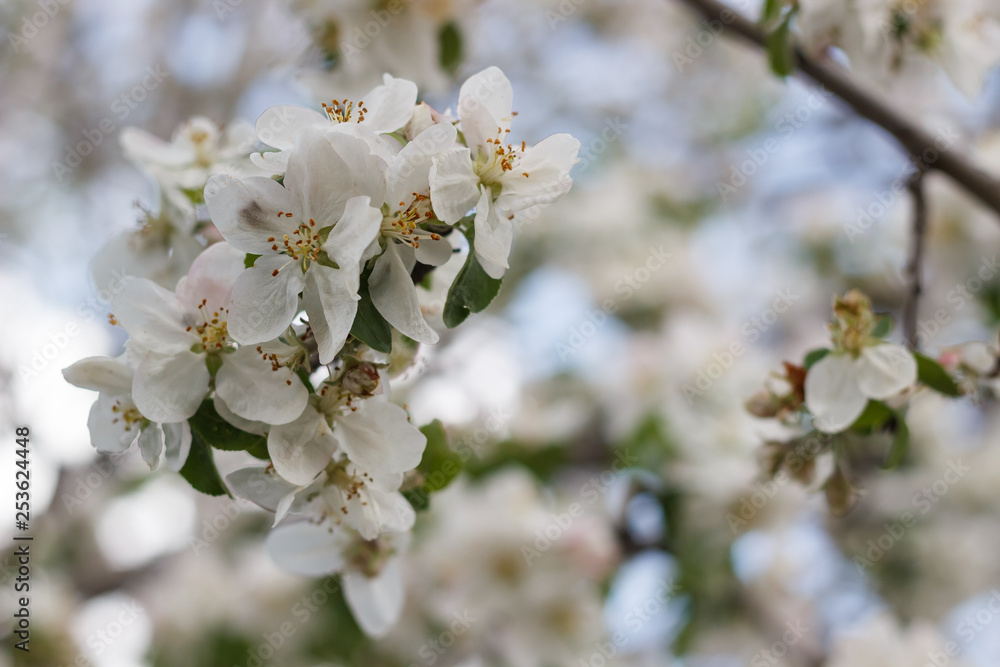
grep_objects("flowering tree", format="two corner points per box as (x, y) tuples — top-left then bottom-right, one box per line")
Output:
(3, 0), (998, 665)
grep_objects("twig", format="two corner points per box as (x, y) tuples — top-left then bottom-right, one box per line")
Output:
(903, 165), (928, 349)
(671, 0), (1000, 218)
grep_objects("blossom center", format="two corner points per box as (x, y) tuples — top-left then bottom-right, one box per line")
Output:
(186, 299), (231, 353)
(475, 128), (529, 185)
(267, 213), (324, 273)
(381, 194), (440, 248)
(110, 400), (143, 430)
(321, 98), (368, 124)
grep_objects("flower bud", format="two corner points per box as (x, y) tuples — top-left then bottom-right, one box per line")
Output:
(341, 362), (380, 396)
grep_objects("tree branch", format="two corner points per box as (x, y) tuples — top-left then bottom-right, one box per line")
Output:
(672, 0), (1000, 218)
(903, 165), (928, 349)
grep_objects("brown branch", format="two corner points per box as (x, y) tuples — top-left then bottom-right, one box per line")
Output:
(903, 166), (928, 349)
(672, 0), (1000, 218)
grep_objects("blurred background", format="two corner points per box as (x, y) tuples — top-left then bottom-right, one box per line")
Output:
(2, 0), (1000, 665)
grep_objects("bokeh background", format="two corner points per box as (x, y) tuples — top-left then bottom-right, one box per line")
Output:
(2, 0), (1000, 665)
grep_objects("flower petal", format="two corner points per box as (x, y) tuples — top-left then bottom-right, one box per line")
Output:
(387, 122), (458, 205)
(856, 344), (917, 400)
(361, 75), (419, 134)
(303, 266), (361, 365)
(175, 242), (246, 316)
(334, 402), (426, 474)
(458, 66), (513, 150)
(473, 188), (514, 279)
(429, 146), (479, 224)
(111, 278), (194, 354)
(268, 408), (338, 486)
(804, 353), (869, 433)
(215, 346), (309, 425)
(322, 195), (383, 268)
(63, 356), (134, 394)
(266, 521), (348, 576)
(255, 105), (328, 150)
(204, 174), (301, 254)
(413, 237), (453, 267)
(132, 351), (210, 423)
(342, 559), (406, 638)
(138, 423), (165, 469)
(162, 421), (192, 472)
(226, 256), (305, 345)
(497, 133), (579, 211)
(369, 244), (439, 344)
(227, 466), (301, 513)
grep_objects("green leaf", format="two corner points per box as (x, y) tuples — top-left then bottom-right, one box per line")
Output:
(350, 274), (393, 354)
(246, 438), (270, 460)
(871, 313), (894, 339)
(803, 348), (830, 369)
(443, 235), (503, 328)
(438, 22), (463, 76)
(417, 420), (462, 492)
(765, 13), (796, 78)
(914, 352), (961, 397)
(849, 400), (893, 433)
(244, 253), (261, 268)
(761, 0), (782, 23)
(883, 413), (910, 469)
(179, 431), (230, 497)
(402, 487), (430, 512)
(188, 400), (268, 453)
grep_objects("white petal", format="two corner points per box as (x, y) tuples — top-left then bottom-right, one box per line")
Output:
(323, 484), (382, 540)
(120, 126), (191, 167)
(255, 105), (328, 150)
(387, 122), (458, 205)
(457, 66), (513, 151)
(413, 236), (453, 267)
(162, 421), (192, 472)
(63, 356), (133, 394)
(226, 256), (305, 345)
(227, 466), (301, 512)
(132, 351), (210, 423)
(856, 344), (918, 399)
(473, 189), (513, 279)
(87, 394), (140, 453)
(303, 267), (359, 365)
(212, 394), (269, 435)
(369, 244), (439, 344)
(362, 75), (419, 133)
(334, 402), (426, 474)
(111, 278), (194, 354)
(322, 195), (383, 268)
(266, 521), (348, 576)
(343, 559), (406, 638)
(285, 130), (387, 225)
(429, 146), (480, 224)
(138, 423), (165, 469)
(268, 408), (337, 486)
(175, 242), (246, 316)
(804, 354), (869, 433)
(215, 346), (308, 425)
(204, 174), (301, 254)
(497, 133), (579, 212)
(373, 490), (416, 533)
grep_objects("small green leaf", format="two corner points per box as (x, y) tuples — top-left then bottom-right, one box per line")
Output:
(179, 431), (231, 497)
(871, 313), (894, 339)
(246, 438), (270, 461)
(350, 272), (393, 353)
(761, 0), (782, 23)
(849, 400), (893, 433)
(244, 253), (261, 268)
(402, 487), (430, 512)
(883, 414), (910, 469)
(438, 22), (463, 76)
(914, 352), (961, 397)
(765, 13), (796, 78)
(417, 420), (462, 493)
(316, 249), (340, 269)
(188, 400), (267, 452)
(803, 348), (830, 369)
(443, 232), (503, 328)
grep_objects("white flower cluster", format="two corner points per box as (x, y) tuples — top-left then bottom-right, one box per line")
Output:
(63, 67), (579, 637)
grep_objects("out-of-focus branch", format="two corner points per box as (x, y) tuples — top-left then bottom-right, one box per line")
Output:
(671, 0), (1000, 219)
(903, 167), (928, 349)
